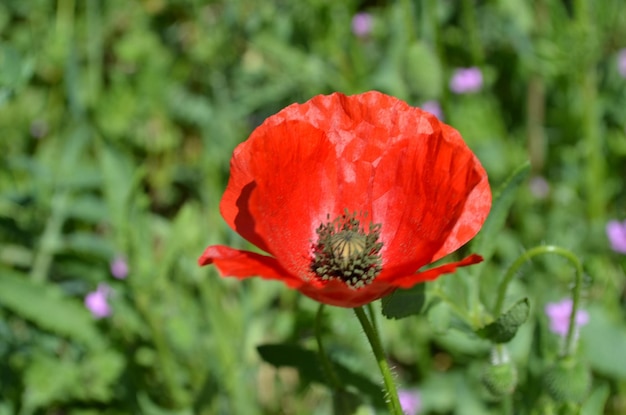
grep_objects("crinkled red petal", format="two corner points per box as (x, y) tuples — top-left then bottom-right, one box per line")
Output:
(198, 245), (302, 288)
(428, 124), (491, 263)
(391, 254), (484, 288)
(244, 120), (338, 280)
(372, 126), (489, 279)
(219, 120), (340, 277)
(219, 144), (270, 254)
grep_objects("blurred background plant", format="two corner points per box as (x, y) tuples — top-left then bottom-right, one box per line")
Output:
(1, 0), (625, 414)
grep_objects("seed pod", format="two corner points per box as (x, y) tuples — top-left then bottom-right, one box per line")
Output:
(543, 357), (591, 403)
(481, 361), (518, 398)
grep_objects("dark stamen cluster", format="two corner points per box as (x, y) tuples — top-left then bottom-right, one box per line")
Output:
(311, 211), (383, 289)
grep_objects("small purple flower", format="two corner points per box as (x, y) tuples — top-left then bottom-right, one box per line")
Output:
(85, 284), (112, 319)
(450, 67), (483, 94)
(421, 100), (444, 120)
(352, 12), (373, 38)
(399, 389), (422, 415)
(110, 255), (129, 279)
(545, 299), (589, 337)
(607, 220), (626, 254)
(617, 49), (626, 78)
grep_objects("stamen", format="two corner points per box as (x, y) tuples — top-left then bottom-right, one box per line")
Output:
(311, 211), (383, 289)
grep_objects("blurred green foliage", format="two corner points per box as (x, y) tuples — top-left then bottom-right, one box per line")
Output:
(1, 0), (626, 414)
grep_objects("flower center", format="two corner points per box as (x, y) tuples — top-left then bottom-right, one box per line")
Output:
(311, 211), (383, 288)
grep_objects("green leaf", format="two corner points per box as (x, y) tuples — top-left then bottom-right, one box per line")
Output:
(22, 349), (124, 411)
(381, 283), (427, 319)
(0, 268), (104, 348)
(581, 383), (610, 415)
(99, 142), (144, 231)
(65, 194), (108, 224)
(257, 343), (386, 408)
(22, 353), (78, 411)
(470, 161), (530, 263)
(477, 298), (529, 344)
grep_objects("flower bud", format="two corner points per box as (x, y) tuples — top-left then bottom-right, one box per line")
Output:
(481, 361), (518, 398)
(543, 357), (591, 403)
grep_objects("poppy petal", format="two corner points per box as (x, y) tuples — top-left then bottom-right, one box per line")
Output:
(220, 144), (271, 254)
(198, 245), (302, 288)
(372, 118), (487, 278)
(296, 279), (396, 308)
(391, 254), (483, 288)
(429, 124), (491, 263)
(266, 92), (419, 150)
(244, 120), (338, 280)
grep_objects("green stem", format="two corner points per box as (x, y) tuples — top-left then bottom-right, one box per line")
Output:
(526, 75), (546, 172)
(581, 65), (603, 220)
(315, 304), (342, 389)
(573, 0), (604, 221)
(353, 306), (402, 415)
(493, 245), (584, 356)
(56, 0), (75, 38)
(461, 0), (484, 66)
(401, 0), (416, 43)
(86, 0), (103, 106)
(528, 0), (548, 173)
(366, 302), (379, 332)
(30, 192), (68, 283)
(502, 396), (514, 415)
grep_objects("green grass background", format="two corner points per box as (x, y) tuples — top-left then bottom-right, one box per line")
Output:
(1, 0), (626, 414)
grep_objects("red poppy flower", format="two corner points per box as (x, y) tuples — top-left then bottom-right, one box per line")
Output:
(199, 91), (491, 308)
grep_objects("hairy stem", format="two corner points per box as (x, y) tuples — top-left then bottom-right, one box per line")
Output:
(354, 306), (402, 415)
